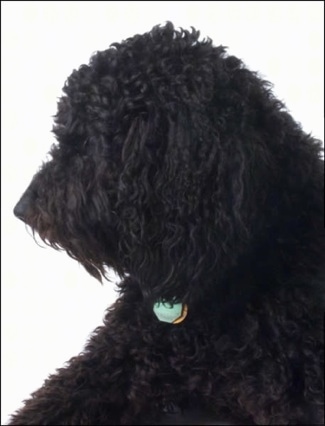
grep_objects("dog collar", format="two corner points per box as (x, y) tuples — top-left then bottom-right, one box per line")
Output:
(153, 301), (188, 324)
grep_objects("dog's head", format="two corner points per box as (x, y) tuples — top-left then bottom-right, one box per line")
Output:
(14, 22), (323, 307)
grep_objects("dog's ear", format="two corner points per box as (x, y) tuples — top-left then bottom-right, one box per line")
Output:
(114, 106), (250, 303)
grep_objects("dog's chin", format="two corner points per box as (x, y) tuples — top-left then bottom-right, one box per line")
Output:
(28, 224), (60, 249)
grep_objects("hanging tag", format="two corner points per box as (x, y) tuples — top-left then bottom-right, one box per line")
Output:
(153, 301), (188, 324)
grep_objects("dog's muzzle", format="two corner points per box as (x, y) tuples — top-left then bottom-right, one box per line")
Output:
(13, 185), (37, 223)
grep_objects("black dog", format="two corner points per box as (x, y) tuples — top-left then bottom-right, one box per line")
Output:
(11, 22), (324, 425)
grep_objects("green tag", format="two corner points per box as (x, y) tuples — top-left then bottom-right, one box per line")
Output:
(153, 301), (188, 324)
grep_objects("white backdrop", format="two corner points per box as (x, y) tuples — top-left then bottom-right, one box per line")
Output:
(2, 1), (324, 424)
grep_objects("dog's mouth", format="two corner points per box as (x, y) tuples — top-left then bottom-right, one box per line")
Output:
(14, 190), (124, 282)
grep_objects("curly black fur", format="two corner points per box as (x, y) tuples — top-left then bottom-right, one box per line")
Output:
(10, 22), (324, 425)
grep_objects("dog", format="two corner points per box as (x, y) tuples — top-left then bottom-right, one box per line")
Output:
(10, 22), (324, 425)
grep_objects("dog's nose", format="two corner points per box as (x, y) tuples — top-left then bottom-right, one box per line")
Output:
(13, 187), (36, 222)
